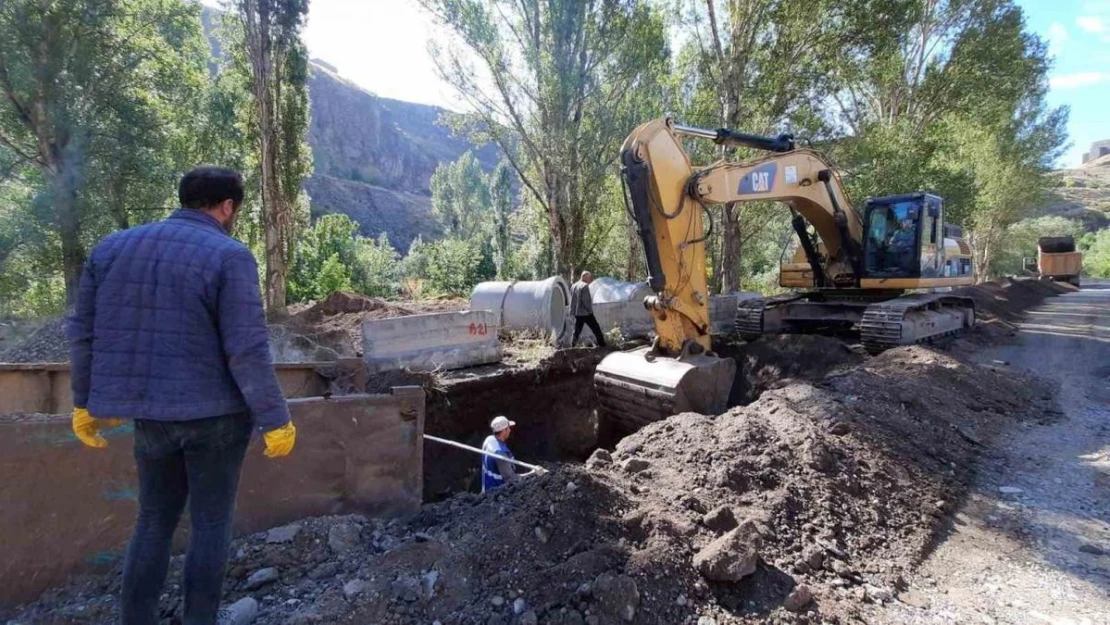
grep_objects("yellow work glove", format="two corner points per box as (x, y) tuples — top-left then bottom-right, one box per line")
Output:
(263, 421), (296, 458)
(72, 408), (124, 449)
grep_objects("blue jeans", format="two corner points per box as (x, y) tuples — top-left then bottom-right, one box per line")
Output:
(121, 414), (252, 625)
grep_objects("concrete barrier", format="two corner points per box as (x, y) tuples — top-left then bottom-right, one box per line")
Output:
(0, 388), (425, 607)
(362, 310), (502, 374)
(0, 361), (363, 415)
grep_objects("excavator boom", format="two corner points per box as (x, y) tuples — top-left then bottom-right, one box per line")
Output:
(595, 117), (976, 440)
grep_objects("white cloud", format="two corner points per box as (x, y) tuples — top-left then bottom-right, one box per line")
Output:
(1077, 16), (1107, 33)
(1049, 72), (1110, 89)
(1047, 22), (1069, 56)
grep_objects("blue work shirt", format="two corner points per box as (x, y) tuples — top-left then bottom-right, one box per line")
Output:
(67, 209), (290, 432)
(482, 435), (515, 493)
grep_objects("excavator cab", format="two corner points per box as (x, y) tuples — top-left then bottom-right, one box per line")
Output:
(862, 193), (947, 281)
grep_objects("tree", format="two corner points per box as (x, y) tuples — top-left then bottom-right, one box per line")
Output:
(353, 234), (400, 297)
(232, 0), (312, 314)
(0, 0), (210, 304)
(430, 151), (491, 239)
(1080, 229), (1110, 279)
(288, 213), (357, 302)
(489, 160), (514, 279)
(421, 0), (668, 277)
(678, 0), (843, 293)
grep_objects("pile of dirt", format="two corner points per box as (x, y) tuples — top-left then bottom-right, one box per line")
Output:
(955, 278), (1071, 325)
(720, 335), (864, 405)
(271, 292), (467, 361)
(7, 346), (1059, 625)
(0, 318), (69, 363)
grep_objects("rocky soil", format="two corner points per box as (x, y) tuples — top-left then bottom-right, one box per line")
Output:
(5, 341), (1059, 625)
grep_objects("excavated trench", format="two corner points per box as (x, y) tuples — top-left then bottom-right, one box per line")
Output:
(414, 334), (864, 501)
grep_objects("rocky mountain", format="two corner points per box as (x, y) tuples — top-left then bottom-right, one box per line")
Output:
(305, 62), (499, 251)
(1043, 154), (1110, 232)
(200, 7), (496, 252)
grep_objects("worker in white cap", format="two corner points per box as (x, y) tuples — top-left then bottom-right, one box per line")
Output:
(482, 416), (521, 493)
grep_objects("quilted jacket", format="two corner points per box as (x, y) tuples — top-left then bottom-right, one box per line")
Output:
(67, 209), (290, 432)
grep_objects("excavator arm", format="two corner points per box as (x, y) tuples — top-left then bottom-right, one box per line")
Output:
(620, 117), (864, 356)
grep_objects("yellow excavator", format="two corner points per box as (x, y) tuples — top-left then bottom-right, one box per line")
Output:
(594, 117), (976, 436)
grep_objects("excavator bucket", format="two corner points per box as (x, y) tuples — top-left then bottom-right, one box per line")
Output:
(594, 347), (736, 440)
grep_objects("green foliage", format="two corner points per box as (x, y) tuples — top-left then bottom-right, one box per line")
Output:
(430, 151), (491, 240)
(288, 214), (358, 302)
(422, 0), (669, 276)
(1079, 230), (1110, 278)
(0, 0), (213, 302)
(420, 237), (493, 296)
(316, 253), (352, 296)
(490, 160), (514, 279)
(353, 234), (400, 298)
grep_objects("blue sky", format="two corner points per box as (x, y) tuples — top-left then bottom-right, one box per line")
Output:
(204, 0), (1108, 169)
(1018, 0), (1110, 167)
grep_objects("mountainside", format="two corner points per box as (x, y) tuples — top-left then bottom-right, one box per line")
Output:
(1042, 155), (1110, 231)
(199, 7), (495, 252)
(305, 62), (498, 251)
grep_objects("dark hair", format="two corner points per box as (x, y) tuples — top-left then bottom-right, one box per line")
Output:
(178, 166), (245, 210)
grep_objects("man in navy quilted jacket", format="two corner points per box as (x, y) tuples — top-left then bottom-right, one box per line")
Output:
(68, 166), (296, 625)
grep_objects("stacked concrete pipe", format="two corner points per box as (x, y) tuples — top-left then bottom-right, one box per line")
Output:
(470, 276), (571, 343)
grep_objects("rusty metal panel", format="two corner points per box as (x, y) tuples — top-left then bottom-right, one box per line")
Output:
(0, 388), (424, 607)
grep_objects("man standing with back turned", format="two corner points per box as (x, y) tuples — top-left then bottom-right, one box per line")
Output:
(68, 167), (297, 625)
(570, 271), (606, 348)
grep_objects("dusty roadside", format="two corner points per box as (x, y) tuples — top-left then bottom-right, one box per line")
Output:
(866, 280), (1110, 625)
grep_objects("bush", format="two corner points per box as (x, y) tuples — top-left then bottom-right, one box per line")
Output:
(421, 237), (493, 296)
(352, 234), (399, 297)
(1080, 229), (1110, 278)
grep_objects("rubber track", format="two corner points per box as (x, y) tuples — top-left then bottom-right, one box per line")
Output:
(734, 294), (803, 340)
(859, 293), (975, 354)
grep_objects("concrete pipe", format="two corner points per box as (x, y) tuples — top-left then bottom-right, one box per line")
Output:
(470, 276), (571, 342)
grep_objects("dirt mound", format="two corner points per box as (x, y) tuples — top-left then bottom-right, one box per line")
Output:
(271, 292), (467, 361)
(8, 345), (1059, 625)
(721, 335), (864, 405)
(0, 318), (69, 363)
(955, 278), (1071, 326)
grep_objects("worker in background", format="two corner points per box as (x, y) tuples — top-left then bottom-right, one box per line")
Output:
(67, 166), (296, 625)
(570, 270), (607, 348)
(482, 416), (522, 493)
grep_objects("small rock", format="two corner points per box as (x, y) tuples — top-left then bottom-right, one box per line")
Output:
(422, 570), (440, 598)
(792, 560), (811, 575)
(575, 582), (593, 598)
(513, 598), (527, 615)
(534, 526), (551, 544)
(828, 421), (852, 435)
(586, 449), (612, 469)
(697, 617), (717, 625)
(1078, 543), (1106, 556)
(217, 597), (258, 625)
(342, 579), (369, 600)
(701, 506), (738, 533)
(243, 567), (278, 590)
(865, 585), (893, 603)
(307, 562), (339, 580)
(327, 523), (361, 555)
(783, 585), (813, 612)
(519, 611), (538, 625)
(593, 574), (640, 622)
(897, 590), (930, 609)
(693, 526), (760, 582)
(265, 524), (301, 544)
(806, 549), (825, 571)
(621, 458), (651, 473)
(566, 481), (579, 493)
(676, 594), (687, 607)
(491, 595), (506, 608)
(998, 486), (1023, 495)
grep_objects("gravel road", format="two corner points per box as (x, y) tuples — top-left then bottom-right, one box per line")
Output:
(871, 280), (1110, 625)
